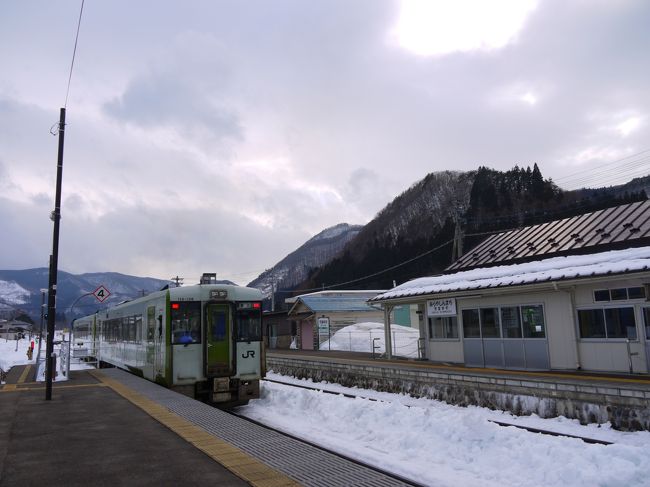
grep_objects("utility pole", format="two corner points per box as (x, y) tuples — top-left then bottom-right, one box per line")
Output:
(451, 204), (465, 262)
(171, 276), (184, 287)
(45, 108), (66, 400)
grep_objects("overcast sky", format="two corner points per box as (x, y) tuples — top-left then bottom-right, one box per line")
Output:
(1, 0), (649, 285)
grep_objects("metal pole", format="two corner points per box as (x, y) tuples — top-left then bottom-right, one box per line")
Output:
(67, 320), (75, 378)
(36, 289), (46, 365)
(45, 107), (66, 400)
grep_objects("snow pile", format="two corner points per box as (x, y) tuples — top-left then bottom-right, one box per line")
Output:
(320, 322), (420, 358)
(0, 332), (92, 382)
(0, 280), (30, 305)
(240, 373), (650, 487)
(0, 335), (37, 374)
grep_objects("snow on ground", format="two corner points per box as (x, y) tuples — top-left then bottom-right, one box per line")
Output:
(239, 372), (650, 487)
(0, 332), (92, 383)
(320, 322), (420, 358)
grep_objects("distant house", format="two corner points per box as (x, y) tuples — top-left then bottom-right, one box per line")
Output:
(0, 320), (34, 340)
(286, 290), (386, 350)
(262, 310), (295, 350)
(371, 199), (650, 374)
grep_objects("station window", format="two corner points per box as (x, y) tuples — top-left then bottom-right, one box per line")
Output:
(522, 305), (546, 338)
(578, 307), (637, 340)
(428, 316), (458, 339)
(462, 305), (546, 339)
(594, 287), (646, 302)
(480, 308), (501, 338)
(594, 290), (610, 302)
(500, 307), (522, 338)
(462, 309), (481, 338)
(628, 287), (646, 299)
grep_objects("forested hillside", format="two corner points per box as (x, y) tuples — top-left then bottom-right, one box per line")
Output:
(291, 165), (647, 297)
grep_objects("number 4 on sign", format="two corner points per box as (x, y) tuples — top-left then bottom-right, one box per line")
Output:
(92, 285), (111, 303)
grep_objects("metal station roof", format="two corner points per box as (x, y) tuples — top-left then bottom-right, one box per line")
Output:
(447, 199), (650, 272)
(288, 295), (382, 315)
(371, 246), (650, 302)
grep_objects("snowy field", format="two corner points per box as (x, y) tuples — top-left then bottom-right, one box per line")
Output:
(239, 372), (650, 487)
(0, 332), (92, 383)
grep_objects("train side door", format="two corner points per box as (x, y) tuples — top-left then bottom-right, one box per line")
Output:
(206, 304), (233, 376)
(154, 309), (165, 381)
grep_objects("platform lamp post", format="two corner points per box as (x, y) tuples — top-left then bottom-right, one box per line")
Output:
(45, 107), (66, 401)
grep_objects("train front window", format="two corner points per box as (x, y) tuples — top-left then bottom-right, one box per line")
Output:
(236, 302), (262, 342)
(171, 301), (201, 344)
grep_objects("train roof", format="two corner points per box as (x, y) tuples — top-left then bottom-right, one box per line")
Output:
(76, 283), (263, 320)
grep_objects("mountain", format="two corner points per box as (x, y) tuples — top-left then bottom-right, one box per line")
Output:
(275, 166), (648, 300)
(247, 223), (362, 307)
(0, 269), (170, 325)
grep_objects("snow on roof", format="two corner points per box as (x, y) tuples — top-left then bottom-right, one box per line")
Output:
(371, 246), (650, 302)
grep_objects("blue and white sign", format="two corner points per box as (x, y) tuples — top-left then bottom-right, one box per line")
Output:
(427, 298), (456, 317)
(317, 317), (330, 335)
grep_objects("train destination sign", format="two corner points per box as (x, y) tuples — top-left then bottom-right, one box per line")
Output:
(92, 285), (111, 303)
(427, 298), (456, 317)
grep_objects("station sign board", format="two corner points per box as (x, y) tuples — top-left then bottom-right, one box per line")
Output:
(317, 317), (330, 335)
(427, 298), (456, 317)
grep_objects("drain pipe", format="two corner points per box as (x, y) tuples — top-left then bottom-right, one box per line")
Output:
(383, 304), (393, 359)
(565, 284), (582, 370)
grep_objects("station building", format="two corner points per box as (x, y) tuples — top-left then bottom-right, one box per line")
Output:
(286, 290), (387, 350)
(370, 199), (650, 374)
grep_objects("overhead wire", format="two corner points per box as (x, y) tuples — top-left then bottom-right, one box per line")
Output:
(64, 0), (85, 108)
(553, 150), (650, 190)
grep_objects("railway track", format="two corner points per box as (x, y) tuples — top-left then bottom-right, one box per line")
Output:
(263, 378), (613, 446)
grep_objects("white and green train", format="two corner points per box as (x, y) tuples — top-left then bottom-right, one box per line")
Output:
(74, 283), (264, 407)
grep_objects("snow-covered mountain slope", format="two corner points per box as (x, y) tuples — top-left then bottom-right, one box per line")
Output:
(248, 223), (362, 299)
(0, 268), (171, 322)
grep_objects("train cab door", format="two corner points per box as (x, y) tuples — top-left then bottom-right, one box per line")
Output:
(206, 304), (233, 377)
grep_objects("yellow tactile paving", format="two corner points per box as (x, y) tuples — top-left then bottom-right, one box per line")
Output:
(0, 382), (108, 393)
(17, 365), (32, 383)
(91, 370), (301, 487)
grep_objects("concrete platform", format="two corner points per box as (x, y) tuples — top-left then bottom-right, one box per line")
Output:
(0, 365), (415, 487)
(0, 367), (252, 487)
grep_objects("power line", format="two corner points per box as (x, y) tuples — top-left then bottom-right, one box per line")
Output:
(553, 149), (650, 190)
(64, 0), (85, 108)
(277, 238), (456, 293)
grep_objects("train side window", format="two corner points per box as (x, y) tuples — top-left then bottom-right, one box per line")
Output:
(171, 301), (202, 344)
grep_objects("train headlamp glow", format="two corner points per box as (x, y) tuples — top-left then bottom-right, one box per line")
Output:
(210, 290), (228, 299)
(237, 302), (261, 310)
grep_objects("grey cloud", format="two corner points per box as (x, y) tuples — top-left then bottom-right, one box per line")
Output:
(104, 74), (242, 144)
